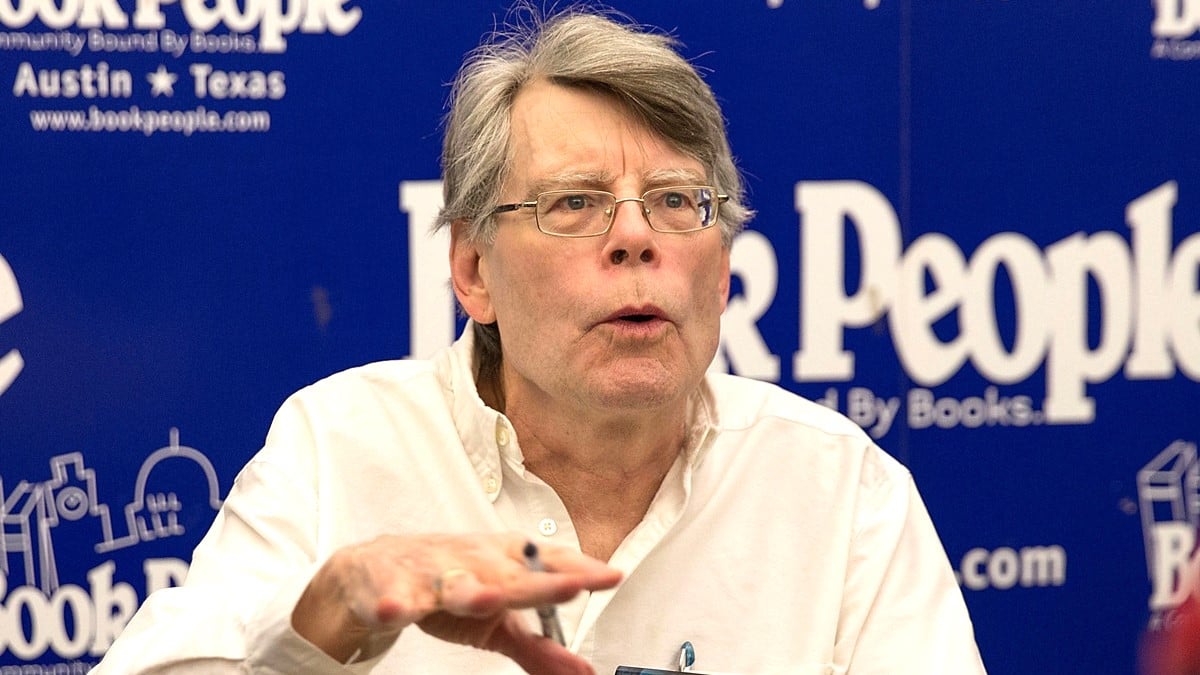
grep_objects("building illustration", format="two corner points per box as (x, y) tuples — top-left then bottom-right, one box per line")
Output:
(1138, 440), (1200, 580)
(0, 428), (223, 594)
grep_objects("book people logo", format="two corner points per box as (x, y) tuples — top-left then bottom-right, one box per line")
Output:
(0, 429), (223, 661)
(1139, 440), (1200, 628)
(0, 1), (362, 54)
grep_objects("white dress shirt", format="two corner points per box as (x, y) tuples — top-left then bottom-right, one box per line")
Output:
(93, 327), (987, 675)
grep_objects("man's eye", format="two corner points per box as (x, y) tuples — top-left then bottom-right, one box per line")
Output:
(565, 194), (589, 210)
(662, 192), (689, 209)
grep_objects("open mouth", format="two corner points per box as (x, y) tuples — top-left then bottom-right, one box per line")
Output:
(600, 306), (667, 328)
(619, 314), (657, 323)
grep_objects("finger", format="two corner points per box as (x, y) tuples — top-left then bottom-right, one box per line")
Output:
(435, 540), (619, 612)
(436, 568), (506, 618)
(533, 544), (624, 584)
(485, 568), (617, 611)
(489, 612), (595, 675)
(438, 561), (616, 617)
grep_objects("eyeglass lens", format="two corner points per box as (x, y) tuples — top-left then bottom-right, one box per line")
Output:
(535, 187), (717, 236)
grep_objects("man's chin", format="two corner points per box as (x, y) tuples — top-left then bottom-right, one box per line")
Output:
(580, 368), (686, 411)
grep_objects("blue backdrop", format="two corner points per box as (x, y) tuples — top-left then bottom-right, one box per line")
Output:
(2, 1), (1198, 672)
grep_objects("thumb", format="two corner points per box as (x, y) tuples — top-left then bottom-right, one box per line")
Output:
(488, 612), (594, 675)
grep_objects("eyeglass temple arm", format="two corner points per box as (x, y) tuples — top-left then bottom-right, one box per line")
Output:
(490, 201), (537, 216)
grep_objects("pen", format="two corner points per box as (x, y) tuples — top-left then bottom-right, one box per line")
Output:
(523, 541), (566, 646)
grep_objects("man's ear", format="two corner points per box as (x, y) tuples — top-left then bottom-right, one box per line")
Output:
(449, 220), (496, 324)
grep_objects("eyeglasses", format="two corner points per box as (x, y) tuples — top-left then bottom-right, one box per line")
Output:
(490, 185), (728, 238)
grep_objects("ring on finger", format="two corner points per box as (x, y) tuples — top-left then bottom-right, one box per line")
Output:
(432, 568), (470, 610)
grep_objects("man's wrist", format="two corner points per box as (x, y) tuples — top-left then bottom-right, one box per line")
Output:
(291, 560), (385, 663)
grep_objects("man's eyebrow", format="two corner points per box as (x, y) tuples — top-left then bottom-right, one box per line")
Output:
(529, 171), (615, 196)
(526, 168), (708, 197)
(643, 167), (708, 187)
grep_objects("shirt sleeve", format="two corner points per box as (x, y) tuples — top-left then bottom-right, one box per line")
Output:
(90, 396), (395, 675)
(833, 448), (988, 674)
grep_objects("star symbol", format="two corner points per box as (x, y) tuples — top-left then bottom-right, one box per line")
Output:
(147, 65), (178, 97)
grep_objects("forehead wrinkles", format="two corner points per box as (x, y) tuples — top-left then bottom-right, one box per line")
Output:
(520, 129), (706, 195)
(505, 84), (705, 195)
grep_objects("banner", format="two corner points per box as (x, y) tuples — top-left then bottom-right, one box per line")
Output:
(2, 1), (1197, 672)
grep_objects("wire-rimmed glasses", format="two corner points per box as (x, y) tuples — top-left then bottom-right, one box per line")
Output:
(490, 185), (728, 237)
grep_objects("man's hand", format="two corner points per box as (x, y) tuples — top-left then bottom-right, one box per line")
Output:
(291, 532), (622, 674)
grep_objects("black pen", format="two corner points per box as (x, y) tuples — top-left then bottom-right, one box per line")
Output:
(523, 541), (566, 646)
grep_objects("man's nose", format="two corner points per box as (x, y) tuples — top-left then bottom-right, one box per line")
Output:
(604, 197), (658, 265)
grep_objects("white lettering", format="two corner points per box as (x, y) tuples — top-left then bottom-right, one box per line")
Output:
(189, 62), (285, 99)
(1127, 182), (1176, 376)
(1123, 186), (1200, 379)
(1149, 522), (1198, 610)
(845, 387), (900, 438)
(963, 233), (1049, 383)
(1153, 0), (1200, 38)
(715, 230), (780, 379)
(0, 560), (188, 659)
(0, 0), (123, 28)
(5, 586), (49, 659)
(160, 27), (188, 56)
(958, 544), (1067, 591)
(960, 548), (990, 590)
(39, 0), (81, 29)
(11, 61), (132, 98)
(892, 233), (967, 384)
(908, 386), (1036, 430)
(1, 0), (128, 29)
(0, 252), (23, 398)
(1020, 545), (1068, 587)
(986, 547), (1020, 590)
(0, 0), (363, 53)
(1169, 232), (1200, 380)
(0, 0), (38, 26)
(78, 0), (126, 28)
(1043, 232), (1132, 423)
(301, 0), (360, 35)
(86, 561), (136, 656)
(48, 585), (92, 658)
(794, 180), (899, 380)
(132, 0), (177, 29)
(399, 180), (453, 359)
(795, 180), (1196, 424)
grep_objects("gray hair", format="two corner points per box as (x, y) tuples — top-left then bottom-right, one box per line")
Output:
(435, 5), (752, 379)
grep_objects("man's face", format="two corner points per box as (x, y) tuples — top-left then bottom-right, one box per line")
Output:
(454, 80), (730, 417)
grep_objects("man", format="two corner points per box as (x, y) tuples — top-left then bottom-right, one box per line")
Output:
(94, 7), (986, 674)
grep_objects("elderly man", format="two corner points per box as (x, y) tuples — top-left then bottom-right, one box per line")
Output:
(94, 7), (986, 675)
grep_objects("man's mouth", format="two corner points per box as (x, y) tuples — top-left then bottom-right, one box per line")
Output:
(618, 314), (656, 323)
(601, 306), (668, 325)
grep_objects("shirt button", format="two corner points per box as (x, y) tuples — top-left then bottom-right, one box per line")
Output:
(495, 424), (510, 447)
(484, 474), (499, 494)
(538, 518), (558, 536)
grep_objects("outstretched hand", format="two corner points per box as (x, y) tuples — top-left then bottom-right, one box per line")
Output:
(291, 532), (622, 674)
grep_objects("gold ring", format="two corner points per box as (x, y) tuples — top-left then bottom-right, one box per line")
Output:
(432, 568), (470, 609)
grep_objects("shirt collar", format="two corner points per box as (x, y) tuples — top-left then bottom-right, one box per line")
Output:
(436, 323), (509, 502)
